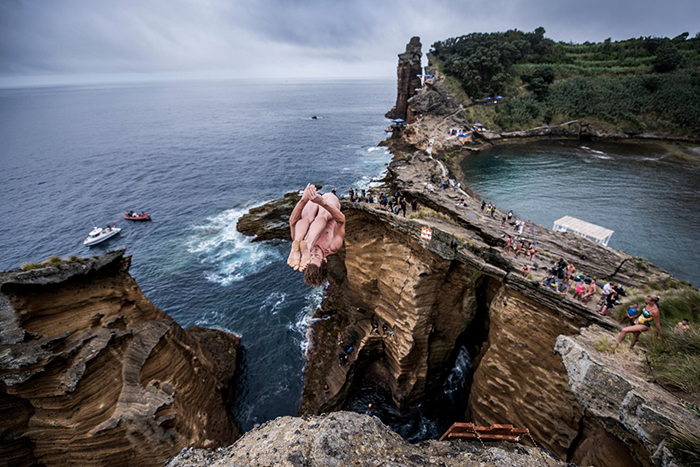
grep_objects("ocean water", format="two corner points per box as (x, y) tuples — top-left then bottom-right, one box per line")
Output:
(0, 79), (395, 431)
(460, 140), (700, 286)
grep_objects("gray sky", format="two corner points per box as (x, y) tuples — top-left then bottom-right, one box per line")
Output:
(1, 0), (698, 87)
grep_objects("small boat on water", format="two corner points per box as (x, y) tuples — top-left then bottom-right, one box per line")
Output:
(83, 225), (121, 246)
(124, 211), (151, 221)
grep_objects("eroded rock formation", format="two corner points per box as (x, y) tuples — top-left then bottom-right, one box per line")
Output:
(556, 326), (700, 467)
(237, 191), (301, 242)
(166, 411), (568, 467)
(386, 37), (423, 121)
(0, 250), (240, 467)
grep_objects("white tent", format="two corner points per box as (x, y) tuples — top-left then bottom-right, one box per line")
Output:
(553, 216), (614, 247)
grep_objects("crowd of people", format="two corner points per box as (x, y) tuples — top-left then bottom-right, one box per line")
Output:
(346, 187), (418, 217)
(342, 184), (693, 355)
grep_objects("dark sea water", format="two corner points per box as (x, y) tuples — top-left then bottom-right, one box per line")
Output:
(0, 79), (395, 431)
(460, 141), (700, 286)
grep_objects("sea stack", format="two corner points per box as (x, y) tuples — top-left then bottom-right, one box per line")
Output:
(386, 36), (423, 121)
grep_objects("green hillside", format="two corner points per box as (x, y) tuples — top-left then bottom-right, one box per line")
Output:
(430, 28), (700, 135)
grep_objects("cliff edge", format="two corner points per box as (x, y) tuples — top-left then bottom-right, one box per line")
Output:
(0, 250), (241, 467)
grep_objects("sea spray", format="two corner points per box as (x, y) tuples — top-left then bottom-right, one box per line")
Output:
(288, 283), (328, 361)
(186, 207), (283, 285)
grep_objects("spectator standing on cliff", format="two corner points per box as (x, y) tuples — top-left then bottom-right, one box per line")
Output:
(507, 210), (513, 223)
(411, 199), (418, 212)
(287, 184), (345, 286)
(481, 200), (486, 211)
(504, 236), (512, 253)
(515, 240), (524, 257)
(400, 198), (407, 217)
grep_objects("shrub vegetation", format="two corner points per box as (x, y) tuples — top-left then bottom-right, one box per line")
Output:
(430, 29), (700, 134)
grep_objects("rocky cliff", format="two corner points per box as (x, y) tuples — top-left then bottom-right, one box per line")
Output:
(237, 148), (691, 466)
(386, 37), (423, 121)
(556, 326), (700, 467)
(166, 411), (568, 467)
(0, 250), (240, 467)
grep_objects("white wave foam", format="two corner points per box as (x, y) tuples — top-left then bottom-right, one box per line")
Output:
(187, 207), (282, 285)
(288, 284), (327, 359)
(260, 292), (287, 315)
(581, 146), (610, 158)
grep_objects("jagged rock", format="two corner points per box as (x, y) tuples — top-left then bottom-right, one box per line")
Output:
(386, 37), (423, 121)
(556, 326), (700, 466)
(0, 250), (240, 467)
(166, 411), (569, 467)
(236, 191), (302, 242)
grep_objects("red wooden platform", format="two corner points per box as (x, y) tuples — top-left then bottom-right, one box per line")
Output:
(439, 422), (529, 442)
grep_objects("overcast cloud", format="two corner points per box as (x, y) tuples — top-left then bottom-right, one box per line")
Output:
(1, 0), (698, 86)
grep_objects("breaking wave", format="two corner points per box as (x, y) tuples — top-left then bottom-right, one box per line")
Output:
(186, 207), (282, 285)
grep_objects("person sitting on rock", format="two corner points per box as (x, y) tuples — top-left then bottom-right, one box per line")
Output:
(287, 184), (345, 286)
(520, 264), (531, 277)
(581, 279), (597, 304)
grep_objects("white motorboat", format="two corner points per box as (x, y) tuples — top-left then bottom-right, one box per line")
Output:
(83, 225), (121, 246)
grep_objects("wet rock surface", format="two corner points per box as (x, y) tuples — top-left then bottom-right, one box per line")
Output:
(0, 250), (240, 467)
(166, 411), (569, 467)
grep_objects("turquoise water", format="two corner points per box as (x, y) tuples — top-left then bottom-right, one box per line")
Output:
(460, 140), (700, 286)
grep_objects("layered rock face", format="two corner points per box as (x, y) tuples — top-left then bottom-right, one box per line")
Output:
(386, 37), (423, 121)
(300, 206), (485, 414)
(0, 251), (240, 467)
(556, 326), (700, 467)
(167, 411), (568, 467)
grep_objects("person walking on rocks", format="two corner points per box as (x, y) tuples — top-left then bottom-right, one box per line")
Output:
(614, 295), (662, 349)
(287, 184), (345, 286)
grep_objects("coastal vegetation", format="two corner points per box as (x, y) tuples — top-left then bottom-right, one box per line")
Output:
(21, 254), (86, 270)
(430, 29), (700, 135)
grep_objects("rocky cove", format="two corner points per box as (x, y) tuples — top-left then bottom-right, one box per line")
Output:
(2, 39), (699, 467)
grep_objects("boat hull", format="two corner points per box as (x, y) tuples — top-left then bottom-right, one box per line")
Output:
(83, 228), (121, 246)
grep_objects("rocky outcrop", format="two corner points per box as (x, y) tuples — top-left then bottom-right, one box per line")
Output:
(0, 250), (240, 467)
(166, 411), (568, 467)
(556, 326), (700, 467)
(236, 191), (301, 242)
(386, 37), (423, 121)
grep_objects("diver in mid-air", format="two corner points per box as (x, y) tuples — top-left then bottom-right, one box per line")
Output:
(287, 184), (345, 286)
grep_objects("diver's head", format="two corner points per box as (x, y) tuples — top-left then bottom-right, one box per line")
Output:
(303, 259), (327, 287)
